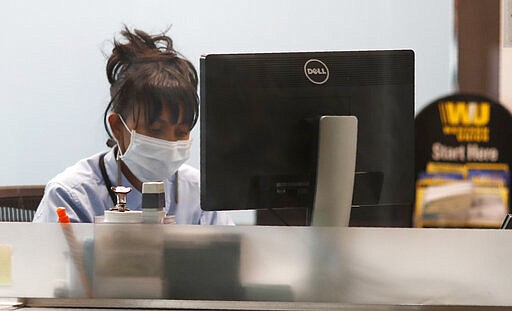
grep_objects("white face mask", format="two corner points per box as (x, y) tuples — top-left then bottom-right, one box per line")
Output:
(116, 115), (192, 182)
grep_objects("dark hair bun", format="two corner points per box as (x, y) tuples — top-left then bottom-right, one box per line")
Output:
(107, 26), (181, 85)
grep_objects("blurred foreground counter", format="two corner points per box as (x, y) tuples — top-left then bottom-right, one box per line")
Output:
(1, 223), (512, 310)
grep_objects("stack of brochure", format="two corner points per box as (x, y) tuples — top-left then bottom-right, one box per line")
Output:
(415, 162), (509, 228)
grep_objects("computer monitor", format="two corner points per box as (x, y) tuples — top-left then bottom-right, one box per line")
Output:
(200, 50), (415, 226)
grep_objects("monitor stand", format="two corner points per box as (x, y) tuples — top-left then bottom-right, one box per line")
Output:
(311, 116), (358, 227)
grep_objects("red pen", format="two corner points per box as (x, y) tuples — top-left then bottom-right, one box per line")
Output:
(56, 207), (70, 223)
(55, 207), (92, 298)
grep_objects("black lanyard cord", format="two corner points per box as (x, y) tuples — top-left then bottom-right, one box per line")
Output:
(99, 151), (117, 206)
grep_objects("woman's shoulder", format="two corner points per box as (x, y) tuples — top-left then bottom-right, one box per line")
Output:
(49, 150), (109, 189)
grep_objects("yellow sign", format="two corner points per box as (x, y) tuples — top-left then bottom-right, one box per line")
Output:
(438, 101), (490, 142)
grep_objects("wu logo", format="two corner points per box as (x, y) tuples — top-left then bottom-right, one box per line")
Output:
(438, 101), (490, 142)
(438, 101), (490, 126)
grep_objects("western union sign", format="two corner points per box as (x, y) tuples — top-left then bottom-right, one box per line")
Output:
(438, 101), (490, 142)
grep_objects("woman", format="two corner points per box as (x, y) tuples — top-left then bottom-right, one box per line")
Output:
(33, 27), (233, 225)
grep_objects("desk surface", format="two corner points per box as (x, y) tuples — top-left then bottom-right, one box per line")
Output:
(12, 298), (512, 311)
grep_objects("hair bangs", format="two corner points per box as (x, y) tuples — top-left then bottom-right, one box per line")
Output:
(135, 84), (198, 130)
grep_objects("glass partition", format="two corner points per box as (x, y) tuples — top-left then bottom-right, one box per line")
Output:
(1, 223), (512, 307)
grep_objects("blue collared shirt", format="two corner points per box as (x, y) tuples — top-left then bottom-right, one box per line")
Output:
(33, 148), (233, 225)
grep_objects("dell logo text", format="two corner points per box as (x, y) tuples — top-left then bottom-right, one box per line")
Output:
(304, 59), (329, 85)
